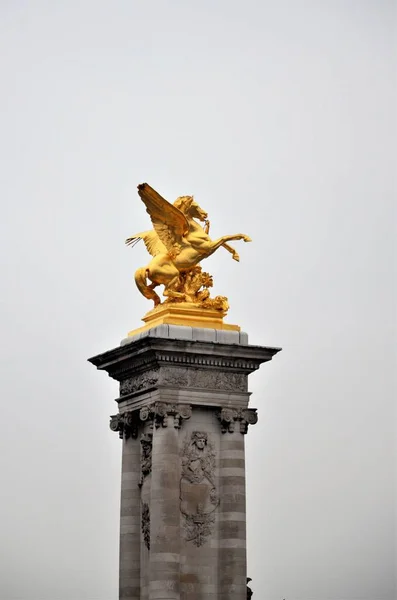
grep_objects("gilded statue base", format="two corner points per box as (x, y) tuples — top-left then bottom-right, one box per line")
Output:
(127, 303), (240, 337)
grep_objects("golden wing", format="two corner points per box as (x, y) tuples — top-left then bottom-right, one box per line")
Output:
(137, 183), (188, 253)
(125, 230), (167, 256)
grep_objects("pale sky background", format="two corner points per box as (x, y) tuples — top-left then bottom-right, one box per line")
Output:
(0, 1), (395, 599)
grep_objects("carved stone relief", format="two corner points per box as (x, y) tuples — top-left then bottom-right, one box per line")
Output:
(183, 511), (216, 548)
(161, 367), (188, 387)
(217, 408), (258, 434)
(109, 411), (139, 439)
(110, 404), (256, 439)
(141, 502), (150, 550)
(118, 365), (248, 398)
(119, 369), (159, 396)
(188, 369), (246, 392)
(139, 433), (152, 487)
(180, 431), (219, 547)
(110, 403), (192, 439)
(140, 402), (192, 429)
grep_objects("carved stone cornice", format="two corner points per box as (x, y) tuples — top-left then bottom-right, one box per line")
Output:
(110, 403), (192, 438)
(217, 407), (258, 434)
(155, 352), (260, 370)
(88, 337), (281, 383)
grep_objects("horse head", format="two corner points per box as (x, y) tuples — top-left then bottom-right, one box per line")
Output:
(174, 196), (208, 222)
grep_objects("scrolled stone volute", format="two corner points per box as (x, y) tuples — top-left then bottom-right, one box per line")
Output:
(152, 402), (192, 429)
(217, 407), (258, 434)
(240, 408), (258, 433)
(109, 410), (140, 439)
(217, 408), (239, 433)
(109, 414), (124, 439)
(110, 403), (193, 441)
(174, 403), (192, 428)
(139, 405), (151, 422)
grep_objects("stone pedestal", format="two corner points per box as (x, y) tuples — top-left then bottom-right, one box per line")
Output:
(88, 325), (280, 600)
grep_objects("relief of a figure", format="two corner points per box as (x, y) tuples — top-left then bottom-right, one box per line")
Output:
(180, 431), (219, 547)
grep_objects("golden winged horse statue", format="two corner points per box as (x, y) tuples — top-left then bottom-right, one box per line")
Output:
(126, 183), (251, 309)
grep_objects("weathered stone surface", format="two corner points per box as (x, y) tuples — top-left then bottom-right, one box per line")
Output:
(88, 327), (281, 600)
(89, 331), (280, 389)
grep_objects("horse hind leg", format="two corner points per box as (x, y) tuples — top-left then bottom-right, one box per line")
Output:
(135, 266), (161, 306)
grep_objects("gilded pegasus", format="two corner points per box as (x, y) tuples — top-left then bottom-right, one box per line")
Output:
(126, 183), (251, 307)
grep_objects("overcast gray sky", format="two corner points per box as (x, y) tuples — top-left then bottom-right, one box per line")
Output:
(0, 1), (395, 599)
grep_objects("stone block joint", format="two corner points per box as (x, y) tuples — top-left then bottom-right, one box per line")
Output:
(88, 327), (281, 600)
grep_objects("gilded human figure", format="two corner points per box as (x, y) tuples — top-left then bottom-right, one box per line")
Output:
(126, 183), (251, 309)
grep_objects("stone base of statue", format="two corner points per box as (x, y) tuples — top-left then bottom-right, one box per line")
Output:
(89, 324), (280, 600)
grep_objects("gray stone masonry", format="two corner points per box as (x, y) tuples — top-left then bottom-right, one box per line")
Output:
(88, 325), (281, 600)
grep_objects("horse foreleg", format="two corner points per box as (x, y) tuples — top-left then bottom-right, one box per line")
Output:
(206, 234), (252, 256)
(222, 242), (240, 262)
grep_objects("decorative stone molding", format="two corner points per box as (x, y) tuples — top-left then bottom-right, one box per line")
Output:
(183, 511), (216, 548)
(138, 405), (152, 424)
(109, 411), (140, 439)
(140, 402), (192, 429)
(89, 336), (281, 384)
(217, 408), (258, 434)
(156, 353), (261, 371)
(110, 404), (256, 438)
(188, 369), (246, 392)
(110, 352), (263, 380)
(110, 403), (192, 438)
(119, 369), (159, 395)
(118, 366), (247, 398)
(180, 432), (219, 547)
(161, 367), (189, 387)
(141, 502), (150, 550)
(139, 433), (152, 486)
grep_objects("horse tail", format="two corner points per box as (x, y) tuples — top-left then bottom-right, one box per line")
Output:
(135, 267), (161, 306)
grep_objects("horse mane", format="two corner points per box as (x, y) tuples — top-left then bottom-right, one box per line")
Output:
(173, 195), (194, 215)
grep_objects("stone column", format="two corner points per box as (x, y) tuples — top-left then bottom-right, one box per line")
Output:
(110, 415), (141, 600)
(148, 407), (187, 600)
(217, 409), (257, 600)
(120, 436), (141, 599)
(89, 325), (281, 600)
(219, 430), (246, 600)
